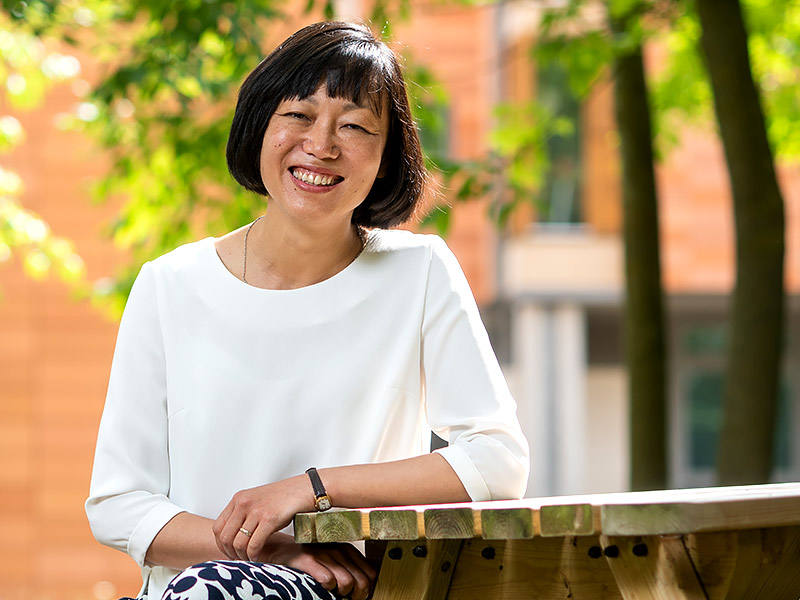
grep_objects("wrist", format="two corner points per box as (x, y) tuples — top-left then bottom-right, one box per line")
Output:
(305, 467), (332, 511)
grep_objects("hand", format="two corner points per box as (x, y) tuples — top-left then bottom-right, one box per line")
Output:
(262, 533), (377, 600)
(212, 476), (313, 562)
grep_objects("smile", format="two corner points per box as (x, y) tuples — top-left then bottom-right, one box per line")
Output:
(290, 167), (343, 187)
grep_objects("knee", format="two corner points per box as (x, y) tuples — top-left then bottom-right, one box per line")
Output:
(161, 562), (216, 599)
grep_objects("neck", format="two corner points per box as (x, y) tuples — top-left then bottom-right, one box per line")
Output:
(243, 212), (364, 290)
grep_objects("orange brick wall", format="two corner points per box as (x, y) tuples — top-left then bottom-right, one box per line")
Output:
(0, 77), (141, 598)
(659, 124), (800, 293)
(395, 5), (499, 303)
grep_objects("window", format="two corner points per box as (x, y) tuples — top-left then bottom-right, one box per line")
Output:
(686, 369), (790, 470)
(537, 62), (582, 224)
(672, 318), (798, 488)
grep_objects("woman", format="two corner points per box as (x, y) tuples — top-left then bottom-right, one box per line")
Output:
(86, 21), (529, 600)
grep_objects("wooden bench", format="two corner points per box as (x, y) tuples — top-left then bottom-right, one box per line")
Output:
(294, 482), (800, 599)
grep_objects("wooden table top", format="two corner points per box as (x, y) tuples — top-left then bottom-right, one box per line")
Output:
(294, 482), (800, 544)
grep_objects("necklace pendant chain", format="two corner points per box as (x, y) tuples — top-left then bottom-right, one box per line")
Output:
(242, 215), (265, 283)
(241, 216), (367, 285)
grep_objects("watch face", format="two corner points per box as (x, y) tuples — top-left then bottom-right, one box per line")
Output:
(317, 496), (332, 511)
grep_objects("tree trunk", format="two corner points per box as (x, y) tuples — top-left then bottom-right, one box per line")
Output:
(610, 8), (668, 491)
(696, 0), (786, 485)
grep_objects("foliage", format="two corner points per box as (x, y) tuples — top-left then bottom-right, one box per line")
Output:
(430, 0), (800, 236)
(0, 18), (86, 298)
(654, 0), (800, 160)
(1, 0), (447, 314)
(1, 0), (311, 314)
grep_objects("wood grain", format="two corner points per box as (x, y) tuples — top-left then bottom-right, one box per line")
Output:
(480, 506), (535, 540)
(315, 509), (366, 543)
(601, 491), (800, 535)
(294, 512), (316, 543)
(540, 503), (596, 537)
(369, 509), (422, 540)
(372, 540), (462, 600)
(446, 538), (622, 599)
(600, 534), (706, 600)
(423, 507), (476, 539)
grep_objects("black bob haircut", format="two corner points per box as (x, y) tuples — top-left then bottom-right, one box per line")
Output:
(226, 21), (427, 228)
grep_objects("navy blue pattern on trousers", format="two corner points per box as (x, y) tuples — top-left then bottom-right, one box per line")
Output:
(120, 561), (342, 600)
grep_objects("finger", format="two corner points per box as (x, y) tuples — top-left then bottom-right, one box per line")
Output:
(212, 503), (234, 556)
(293, 555), (337, 591)
(247, 522), (272, 562)
(232, 521), (257, 561)
(218, 510), (247, 559)
(340, 544), (378, 583)
(317, 552), (356, 598)
(329, 550), (371, 600)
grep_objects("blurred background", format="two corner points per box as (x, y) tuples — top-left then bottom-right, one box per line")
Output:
(1, 0), (798, 597)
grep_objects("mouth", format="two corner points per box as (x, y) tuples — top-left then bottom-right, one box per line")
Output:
(290, 167), (343, 187)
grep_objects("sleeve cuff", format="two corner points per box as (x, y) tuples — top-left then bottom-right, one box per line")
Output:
(127, 500), (185, 567)
(434, 444), (492, 502)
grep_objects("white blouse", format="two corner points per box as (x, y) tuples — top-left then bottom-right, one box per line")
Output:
(86, 228), (529, 598)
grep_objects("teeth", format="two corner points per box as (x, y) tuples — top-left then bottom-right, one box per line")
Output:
(292, 168), (338, 186)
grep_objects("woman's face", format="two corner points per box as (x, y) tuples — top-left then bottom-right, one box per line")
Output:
(259, 84), (389, 229)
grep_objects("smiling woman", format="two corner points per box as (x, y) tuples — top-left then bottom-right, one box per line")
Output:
(85, 21), (529, 600)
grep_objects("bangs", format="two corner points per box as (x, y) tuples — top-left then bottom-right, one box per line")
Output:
(280, 40), (392, 115)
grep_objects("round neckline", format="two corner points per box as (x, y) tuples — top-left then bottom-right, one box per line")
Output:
(207, 230), (373, 295)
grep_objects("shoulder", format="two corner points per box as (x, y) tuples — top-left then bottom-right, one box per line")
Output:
(365, 228), (449, 258)
(146, 237), (216, 279)
(363, 229), (466, 290)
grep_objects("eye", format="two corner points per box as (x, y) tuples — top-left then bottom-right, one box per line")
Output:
(343, 123), (370, 133)
(281, 111), (308, 120)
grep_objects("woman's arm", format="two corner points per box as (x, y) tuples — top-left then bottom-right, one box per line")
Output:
(212, 452), (468, 563)
(148, 512), (378, 600)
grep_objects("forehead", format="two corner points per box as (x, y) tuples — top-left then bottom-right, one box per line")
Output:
(285, 85), (387, 117)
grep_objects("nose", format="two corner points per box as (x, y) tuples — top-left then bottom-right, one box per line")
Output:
(302, 121), (339, 159)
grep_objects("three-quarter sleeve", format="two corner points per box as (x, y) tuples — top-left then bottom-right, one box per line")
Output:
(85, 261), (184, 567)
(422, 237), (530, 501)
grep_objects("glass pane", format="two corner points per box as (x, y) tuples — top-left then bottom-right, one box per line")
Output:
(683, 324), (728, 356)
(537, 63), (581, 224)
(687, 369), (792, 471)
(688, 371), (723, 469)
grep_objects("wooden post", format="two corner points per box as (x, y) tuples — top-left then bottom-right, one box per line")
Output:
(372, 540), (462, 600)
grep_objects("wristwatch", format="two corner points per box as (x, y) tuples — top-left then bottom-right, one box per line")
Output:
(305, 467), (332, 511)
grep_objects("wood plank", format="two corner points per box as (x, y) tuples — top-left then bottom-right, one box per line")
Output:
(294, 512), (316, 543)
(540, 503), (596, 537)
(315, 509), (367, 543)
(600, 534), (706, 600)
(371, 539), (462, 600)
(725, 526), (800, 599)
(601, 491), (800, 536)
(423, 507), (477, 539)
(294, 483), (800, 545)
(480, 506), (535, 540)
(369, 509), (422, 540)
(447, 538), (622, 599)
(680, 530), (740, 599)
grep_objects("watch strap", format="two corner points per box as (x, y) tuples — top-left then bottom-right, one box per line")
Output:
(305, 467), (332, 511)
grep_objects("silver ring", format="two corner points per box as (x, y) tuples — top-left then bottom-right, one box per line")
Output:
(239, 527), (252, 538)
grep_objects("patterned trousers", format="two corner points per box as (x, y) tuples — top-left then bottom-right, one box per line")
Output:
(123, 561), (342, 600)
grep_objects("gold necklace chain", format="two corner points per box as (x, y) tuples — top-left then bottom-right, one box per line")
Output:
(242, 215), (265, 283)
(241, 217), (367, 285)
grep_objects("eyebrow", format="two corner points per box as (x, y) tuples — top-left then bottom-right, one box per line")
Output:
(299, 96), (371, 114)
